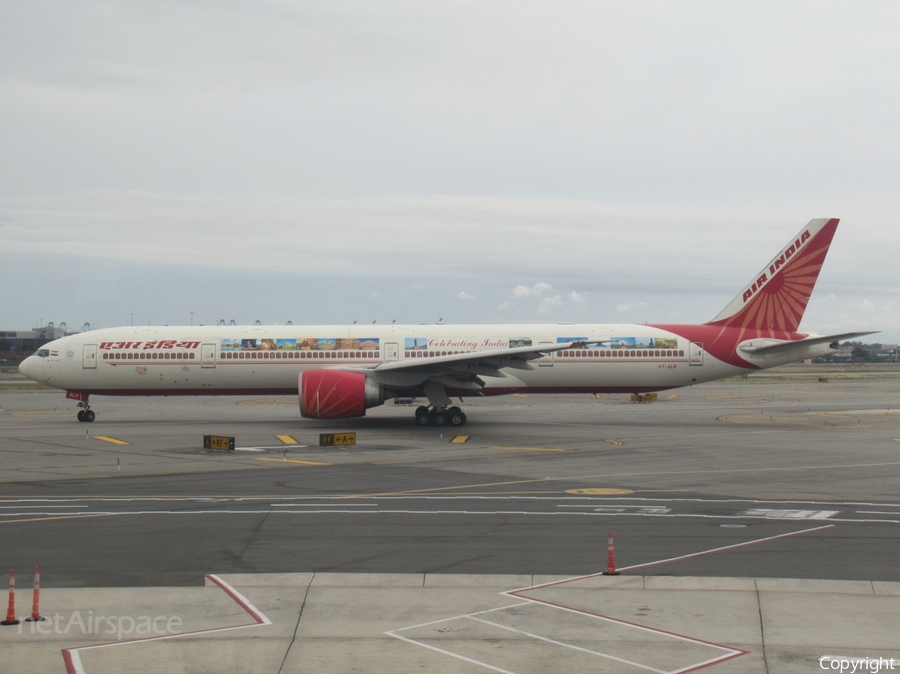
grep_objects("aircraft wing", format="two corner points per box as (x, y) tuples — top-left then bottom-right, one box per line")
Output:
(739, 331), (879, 355)
(334, 341), (600, 392)
(372, 341), (594, 376)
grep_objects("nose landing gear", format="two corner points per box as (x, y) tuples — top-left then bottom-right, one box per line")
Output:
(76, 398), (96, 422)
(415, 405), (467, 427)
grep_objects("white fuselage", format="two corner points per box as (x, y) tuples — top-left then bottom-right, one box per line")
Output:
(21, 323), (753, 397)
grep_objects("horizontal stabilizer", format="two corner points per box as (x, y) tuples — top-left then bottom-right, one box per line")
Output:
(739, 331), (880, 355)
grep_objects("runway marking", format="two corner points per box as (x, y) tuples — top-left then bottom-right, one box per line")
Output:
(511, 524), (836, 595)
(276, 434), (299, 444)
(738, 508), (838, 520)
(0, 513), (118, 525)
(369, 460), (900, 497)
(93, 436), (130, 445)
(450, 435), (469, 443)
(0, 504), (84, 509)
(492, 446), (566, 452)
(253, 457), (330, 466)
(566, 488), (634, 495)
(271, 503), (377, 507)
(61, 573), (271, 674)
(619, 524), (837, 573)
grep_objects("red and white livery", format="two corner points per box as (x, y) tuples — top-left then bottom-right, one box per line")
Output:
(19, 218), (874, 426)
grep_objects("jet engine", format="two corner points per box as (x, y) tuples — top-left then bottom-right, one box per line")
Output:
(299, 370), (385, 419)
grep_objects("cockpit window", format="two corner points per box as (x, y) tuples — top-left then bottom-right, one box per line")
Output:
(36, 349), (50, 358)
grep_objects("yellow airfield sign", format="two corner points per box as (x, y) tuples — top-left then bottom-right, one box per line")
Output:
(319, 432), (357, 447)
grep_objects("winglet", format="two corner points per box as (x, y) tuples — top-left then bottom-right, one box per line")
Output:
(707, 218), (840, 333)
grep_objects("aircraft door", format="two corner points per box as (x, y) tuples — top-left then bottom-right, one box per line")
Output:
(384, 342), (399, 362)
(689, 342), (704, 366)
(82, 344), (97, 369)
(539, 342), (554, 367)
(201, 343), (217, 368)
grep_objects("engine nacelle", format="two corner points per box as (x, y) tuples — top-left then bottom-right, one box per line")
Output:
(299, 370), (385, 419)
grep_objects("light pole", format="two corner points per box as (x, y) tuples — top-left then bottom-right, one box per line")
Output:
(191, 311), (194, 326)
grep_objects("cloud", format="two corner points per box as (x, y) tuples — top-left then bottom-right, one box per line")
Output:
(513, 282), (553, 298)
(568, 291), (586, 303)
(457, 291), (474, 300)
(538, 295), (563, 314)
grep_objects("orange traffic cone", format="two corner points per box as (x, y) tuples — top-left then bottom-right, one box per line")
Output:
(602, 532), (620, 575)
(1, 570), (20, 625)
(25, 567), (44, 622)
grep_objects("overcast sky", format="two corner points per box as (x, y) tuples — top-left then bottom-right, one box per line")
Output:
(1, 2), (897, 340)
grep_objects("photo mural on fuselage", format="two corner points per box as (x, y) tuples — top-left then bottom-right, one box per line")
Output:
(221, 338), (380, 351)
(556, 337), (679, 349)
(217, 335), (682, 353)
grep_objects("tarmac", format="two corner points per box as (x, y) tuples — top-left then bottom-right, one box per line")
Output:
(2, 573), (898, 674)
(1, 373), (899, 672)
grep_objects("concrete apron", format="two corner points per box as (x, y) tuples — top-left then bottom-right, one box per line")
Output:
(1, 573), (897, 674)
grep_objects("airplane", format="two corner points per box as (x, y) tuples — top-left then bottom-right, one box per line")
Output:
(19, 218), (875, 426)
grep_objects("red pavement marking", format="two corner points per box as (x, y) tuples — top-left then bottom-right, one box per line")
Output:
(61, 574), (271, 674)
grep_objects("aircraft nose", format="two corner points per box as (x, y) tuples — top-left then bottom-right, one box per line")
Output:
(19, 357), (33, 379)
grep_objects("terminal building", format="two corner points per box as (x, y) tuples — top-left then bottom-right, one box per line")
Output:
(0, 323), (87, 356)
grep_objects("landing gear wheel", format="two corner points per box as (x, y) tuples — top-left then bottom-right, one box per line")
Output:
(415, 407), (431, 426)
(448, 407), (466, 427)
(432, 410), (448, 426)
(84, 410), (95, 422)
(77, 410), (86, 422)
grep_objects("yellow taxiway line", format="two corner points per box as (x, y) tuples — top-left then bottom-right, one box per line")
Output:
(93, 436), (130, 445)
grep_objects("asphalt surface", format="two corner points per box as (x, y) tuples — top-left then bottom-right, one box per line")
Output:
(1, 376), (899, 586)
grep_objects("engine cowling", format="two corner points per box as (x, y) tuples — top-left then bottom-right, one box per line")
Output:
(299, 370), (385, 419)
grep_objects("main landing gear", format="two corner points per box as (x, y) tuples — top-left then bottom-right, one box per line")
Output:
(76, 398), (95, 423)
(415, 405), (467, 427)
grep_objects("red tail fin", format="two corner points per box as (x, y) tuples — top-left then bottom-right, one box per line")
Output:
(707, 218), (839, 333)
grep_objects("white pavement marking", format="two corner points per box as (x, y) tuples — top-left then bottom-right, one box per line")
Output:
(387, 603), (532, 674)
(0, 505), (85, 509)
(391, 602), (531, 632)
(503, 595), (743, 653)
(391, 594), (744, 674)
(617, 523), (836, 573)
(61, 574), (271, 674)
(388, 632), (520, 674)
(738, 508), (838, 519)
(467, 614), (670, 673)
(270, 503), (378, 507)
